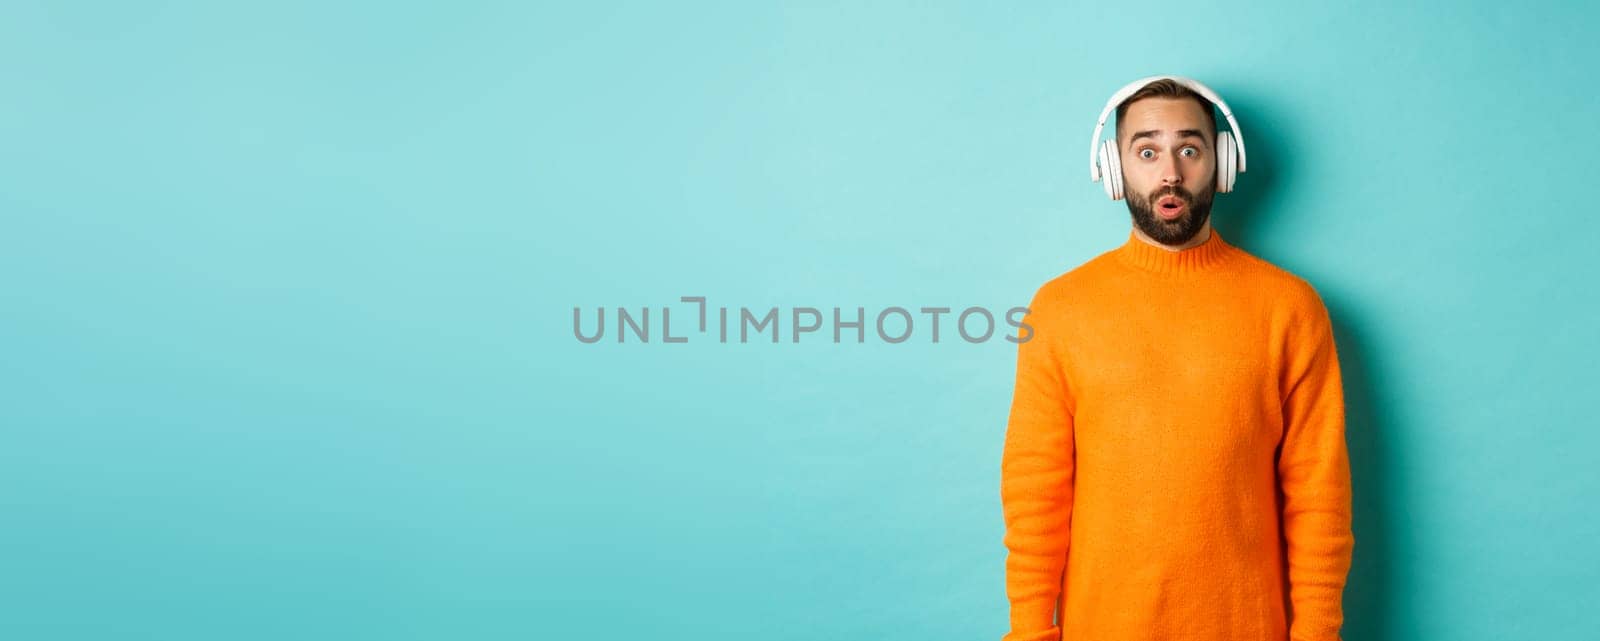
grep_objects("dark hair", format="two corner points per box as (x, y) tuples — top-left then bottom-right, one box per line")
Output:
(1114, 79), (1219, 145)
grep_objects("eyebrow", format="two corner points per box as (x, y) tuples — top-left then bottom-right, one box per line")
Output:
(1127, 129), (1208, 147)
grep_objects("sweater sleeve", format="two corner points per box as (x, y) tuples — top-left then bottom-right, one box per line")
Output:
(1000, 294), (1075, 641)
(1277, 292), (1356, 641)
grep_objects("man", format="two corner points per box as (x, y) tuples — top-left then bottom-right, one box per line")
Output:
(999, 77), (1355, 641)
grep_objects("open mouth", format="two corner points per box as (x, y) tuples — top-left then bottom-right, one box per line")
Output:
(1157, 196), (1186, 218)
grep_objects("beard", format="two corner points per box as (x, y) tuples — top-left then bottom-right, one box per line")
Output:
(1125, 180), (1215, 246)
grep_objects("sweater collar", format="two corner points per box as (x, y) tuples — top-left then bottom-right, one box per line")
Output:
(1113, 225), (1234, 276)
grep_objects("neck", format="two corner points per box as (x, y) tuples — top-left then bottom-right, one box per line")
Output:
(1114, 221), (1232, 276)
(1132, 220), (1212, 251)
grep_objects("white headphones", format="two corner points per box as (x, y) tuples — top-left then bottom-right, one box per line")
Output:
(1089, 75), (1248, 201)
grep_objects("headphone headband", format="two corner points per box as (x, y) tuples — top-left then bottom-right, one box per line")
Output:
(1089, 75), (1248, 181)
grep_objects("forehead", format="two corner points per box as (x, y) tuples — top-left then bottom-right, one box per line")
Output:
(1118, 97), (1211, 138)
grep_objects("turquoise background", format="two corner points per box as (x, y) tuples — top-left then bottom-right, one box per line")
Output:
(3, 1), (1595, 639)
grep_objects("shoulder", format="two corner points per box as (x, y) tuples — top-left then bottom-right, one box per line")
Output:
(1227, 246), (1336, 346)
(1011, 248), (1126, 347)
(1027, 249), (1124, 309)
(1230, 245), (1330, 314)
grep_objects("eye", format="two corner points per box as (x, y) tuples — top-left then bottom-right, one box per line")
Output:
(1180, 146), (1199, 158)
(1139, 149), (1155, 159)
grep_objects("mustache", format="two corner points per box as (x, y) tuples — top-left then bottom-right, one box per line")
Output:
(1152, 186), (1194, 202)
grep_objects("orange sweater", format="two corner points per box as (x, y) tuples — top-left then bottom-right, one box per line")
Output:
(1000, 228), (1355, 641)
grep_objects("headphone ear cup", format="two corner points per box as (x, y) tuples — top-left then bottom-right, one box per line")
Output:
(1097, 140), (1113, 199)
(1100, 139), (1124, 200)
(1215, 130), (1237, 193)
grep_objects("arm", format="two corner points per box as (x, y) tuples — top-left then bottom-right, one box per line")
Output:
(1000, 298), (1075, 641)
(1277, 294), (1356, 641)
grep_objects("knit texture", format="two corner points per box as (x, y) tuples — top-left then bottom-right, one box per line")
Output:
(1000, 228), (1355, 641)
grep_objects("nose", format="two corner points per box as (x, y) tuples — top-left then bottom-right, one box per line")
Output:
(1161, 156), (1183, 186)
